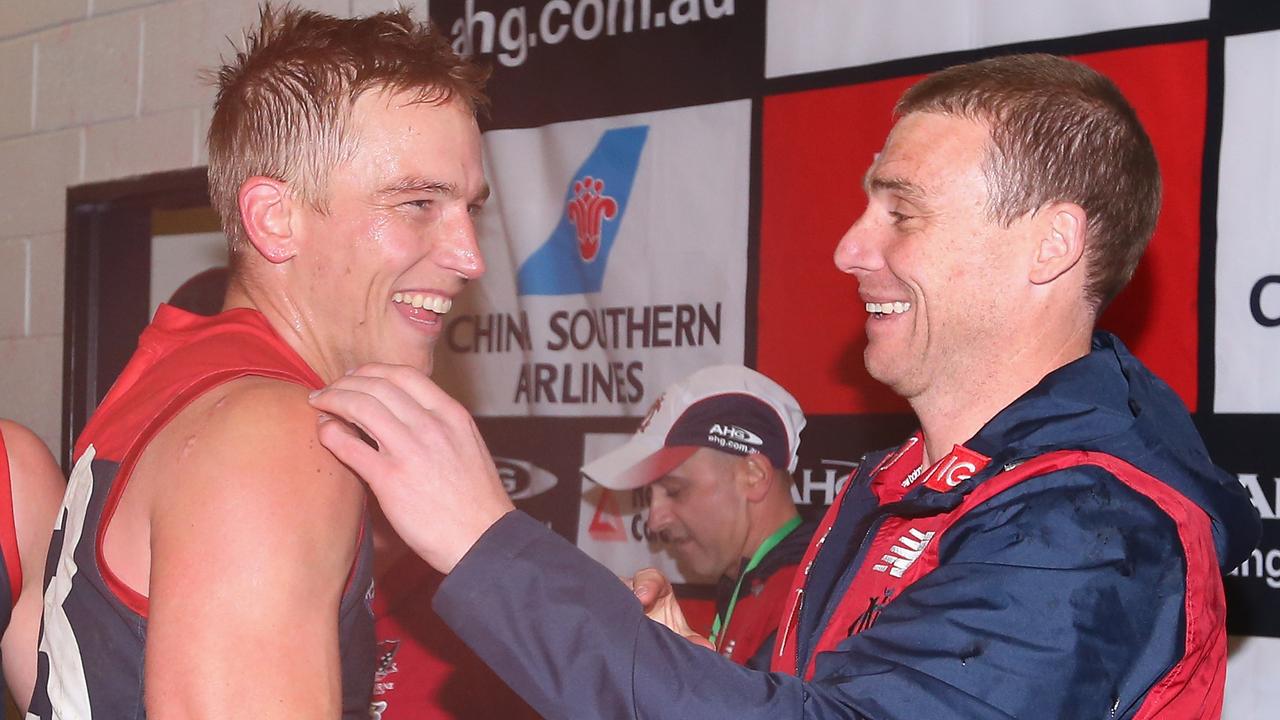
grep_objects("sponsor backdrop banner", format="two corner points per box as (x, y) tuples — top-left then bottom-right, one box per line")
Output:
(432, 101), (750, 417)
(424, 1), (1280, 712)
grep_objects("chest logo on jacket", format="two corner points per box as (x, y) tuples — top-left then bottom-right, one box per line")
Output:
(872, 527), (936, 578)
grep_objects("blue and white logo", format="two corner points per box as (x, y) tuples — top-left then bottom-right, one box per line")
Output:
(516, 125), (649, 296)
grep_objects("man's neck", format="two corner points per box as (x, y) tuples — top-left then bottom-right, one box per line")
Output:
(222, 277), (343, 383)
(728, 505), (801, 580)
(914, 321), (1094, 465)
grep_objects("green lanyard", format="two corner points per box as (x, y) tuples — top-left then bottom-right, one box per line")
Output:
(709, 516), (804, 648)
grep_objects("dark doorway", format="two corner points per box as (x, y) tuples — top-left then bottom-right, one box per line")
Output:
(61, 168), (218, 471)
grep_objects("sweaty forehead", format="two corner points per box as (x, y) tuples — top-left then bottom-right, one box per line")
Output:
(866, 112), (991, 198)
(342, 90), (483, 188)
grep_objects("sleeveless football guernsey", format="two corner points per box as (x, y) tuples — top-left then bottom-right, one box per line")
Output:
(27, 305), (375, 719)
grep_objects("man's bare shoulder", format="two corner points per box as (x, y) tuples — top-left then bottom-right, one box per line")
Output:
(141, 381), (365, 718)
(0, 420), (61, 490)
(148, 376), (365, 548)
(0, 418), (64, 561)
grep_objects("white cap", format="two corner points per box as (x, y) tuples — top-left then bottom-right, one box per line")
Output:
(582, 365), (806, 491)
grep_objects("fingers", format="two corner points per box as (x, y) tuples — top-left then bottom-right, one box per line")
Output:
(311, 368), (480, 458)
(623, 568), (714, 650)
(312, 374), (428, 425)
(308, 385), (416, 453)
(344, 363), (460, 417)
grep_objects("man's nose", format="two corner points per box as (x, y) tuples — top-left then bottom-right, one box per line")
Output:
(833, 211), (885, 276)
(647, 494), (673, 535)
(433, 207), (487, 281)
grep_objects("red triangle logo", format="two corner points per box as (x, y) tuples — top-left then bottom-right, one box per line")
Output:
(589, 490), (628, 542)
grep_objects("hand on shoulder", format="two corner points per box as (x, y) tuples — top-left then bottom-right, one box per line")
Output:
(309, 364), (514, 573)
(151, 376), (365, 536)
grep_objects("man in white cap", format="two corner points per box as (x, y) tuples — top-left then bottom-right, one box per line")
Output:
(582, 365), (816, 669)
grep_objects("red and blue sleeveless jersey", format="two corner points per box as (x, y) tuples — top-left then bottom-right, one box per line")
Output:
(27, 305), (375, 719)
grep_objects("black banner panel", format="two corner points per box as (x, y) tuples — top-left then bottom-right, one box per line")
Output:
(433, 0), (764, 129)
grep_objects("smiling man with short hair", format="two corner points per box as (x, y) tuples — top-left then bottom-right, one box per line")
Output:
(28, 7), (488, 719)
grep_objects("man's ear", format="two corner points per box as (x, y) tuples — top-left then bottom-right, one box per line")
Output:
(238, 176), (297, 264)
(740, 453), (774, 504)
(1029, 202), (1087, 285)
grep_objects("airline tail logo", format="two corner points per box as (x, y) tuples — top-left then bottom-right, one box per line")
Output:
(517, 125), (649, 295)
(569, 176), (616, 262)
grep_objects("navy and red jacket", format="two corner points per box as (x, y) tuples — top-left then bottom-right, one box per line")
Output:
(433, 333), (1261, 719)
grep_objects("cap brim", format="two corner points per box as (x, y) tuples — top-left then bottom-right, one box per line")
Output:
(582, 440), (698, 491)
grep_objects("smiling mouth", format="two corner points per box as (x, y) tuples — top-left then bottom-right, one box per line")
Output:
(865, 301), (912, 318)
(392, 292), (453, 315)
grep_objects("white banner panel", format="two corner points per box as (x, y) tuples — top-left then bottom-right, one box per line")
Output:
(433, 100), (750, 417)
(1215, 29), (1280, 413)
(575, 432), (695, 583)
(764, 0), (1209, 78)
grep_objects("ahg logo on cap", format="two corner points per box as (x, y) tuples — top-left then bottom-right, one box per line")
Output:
(708, 423), (764, 446)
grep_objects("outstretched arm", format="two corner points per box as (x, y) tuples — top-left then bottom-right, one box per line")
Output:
(0, 421), (65, 712)
(311, 365), (1191, 720)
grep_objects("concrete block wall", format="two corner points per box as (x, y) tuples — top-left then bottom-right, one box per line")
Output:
(0, 0), (429, 454)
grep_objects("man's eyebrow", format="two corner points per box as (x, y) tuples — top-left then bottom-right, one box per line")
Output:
(863, 171), (928, 201)
(378, 176), (455, 196)
(379, 176), (491, 204)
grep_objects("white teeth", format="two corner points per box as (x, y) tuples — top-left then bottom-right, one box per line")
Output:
(392, 293), (453, 315)
(865, 301), (912, 316)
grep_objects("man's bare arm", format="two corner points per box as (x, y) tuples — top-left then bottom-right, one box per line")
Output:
(0, 421), (65, 712)
(144, 379), (365, 719)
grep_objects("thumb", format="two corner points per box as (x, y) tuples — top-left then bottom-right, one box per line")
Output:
(317, 417), (384, 482)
